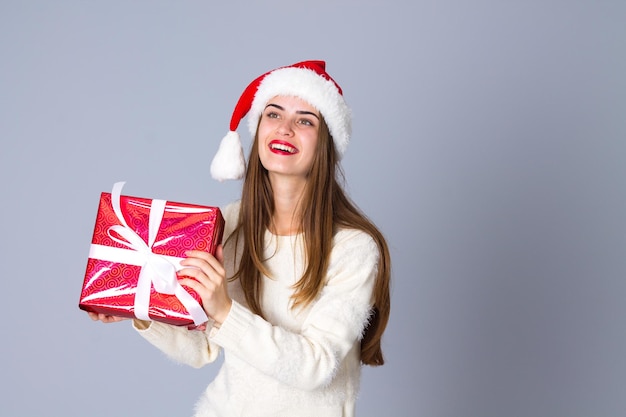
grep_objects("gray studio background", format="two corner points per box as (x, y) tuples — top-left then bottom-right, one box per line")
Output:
(1, 1), (625, 416)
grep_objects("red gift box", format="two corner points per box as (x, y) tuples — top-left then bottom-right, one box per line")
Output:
(79, 182), (224, 326)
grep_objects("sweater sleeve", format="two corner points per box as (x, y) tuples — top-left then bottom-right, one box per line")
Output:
(133, 320), (220, 368)
(209, 229), (379, 390)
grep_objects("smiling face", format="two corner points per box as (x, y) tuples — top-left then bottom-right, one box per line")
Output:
(257, 95), (321, 181)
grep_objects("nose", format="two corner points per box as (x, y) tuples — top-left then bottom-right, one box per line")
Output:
(276, 119), (294, 136)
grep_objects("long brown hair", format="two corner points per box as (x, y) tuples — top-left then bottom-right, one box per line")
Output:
(229, 116), (391, 366)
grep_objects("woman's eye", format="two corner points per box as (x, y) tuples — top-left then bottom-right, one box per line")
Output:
(265, 111), (279, 119)
(298, 119), (313, 126)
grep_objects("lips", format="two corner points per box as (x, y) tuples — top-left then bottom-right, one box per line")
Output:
(269, 140), (298, 155)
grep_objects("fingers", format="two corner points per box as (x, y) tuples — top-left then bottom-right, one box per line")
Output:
(88, 311), (128, 323)
(178, 273), (219, 294)
(178, 251), (225, 290)
(215, 245), (224, 264)
(187, 323), (207, 331)
(182, 250), (225, 276)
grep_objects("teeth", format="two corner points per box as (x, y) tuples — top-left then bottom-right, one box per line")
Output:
(271, 143), (296, 153)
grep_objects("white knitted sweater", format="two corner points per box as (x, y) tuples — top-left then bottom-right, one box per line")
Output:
(134, 201), (379, 417)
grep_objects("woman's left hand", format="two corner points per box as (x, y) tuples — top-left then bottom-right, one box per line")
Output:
(178, 245), (232, 326)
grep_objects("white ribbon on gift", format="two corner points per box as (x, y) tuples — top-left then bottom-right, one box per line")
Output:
(88, 182), (209, 326)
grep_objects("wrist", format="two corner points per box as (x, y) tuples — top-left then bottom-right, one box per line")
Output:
(211, 299), (233, 327)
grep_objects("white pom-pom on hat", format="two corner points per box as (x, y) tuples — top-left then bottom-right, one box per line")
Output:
(210, 60), (351, 181)
(209, 131), (246, 181)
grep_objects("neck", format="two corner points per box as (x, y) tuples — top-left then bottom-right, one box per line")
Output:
(269, 174), (307, 236)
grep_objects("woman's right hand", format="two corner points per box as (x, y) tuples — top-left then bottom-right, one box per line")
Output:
(88, 312), (129, 323)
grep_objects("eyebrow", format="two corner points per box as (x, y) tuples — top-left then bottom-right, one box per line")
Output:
(265, 103), (320, 120)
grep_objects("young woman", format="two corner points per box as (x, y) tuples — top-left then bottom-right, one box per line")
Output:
(89, 60), (391, 417)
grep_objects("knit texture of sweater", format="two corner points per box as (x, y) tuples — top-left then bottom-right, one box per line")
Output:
(134, 201), (379, 417)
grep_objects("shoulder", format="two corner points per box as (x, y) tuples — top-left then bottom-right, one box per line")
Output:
(321, 228), (380, 294)
(329, 228), (380, 270)
(333, 228), (378, 252)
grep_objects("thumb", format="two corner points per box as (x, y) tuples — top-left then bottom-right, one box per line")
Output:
(215, 244), (224, 264)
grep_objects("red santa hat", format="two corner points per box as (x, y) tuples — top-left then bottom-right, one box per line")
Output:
(210, 60), (352, 181)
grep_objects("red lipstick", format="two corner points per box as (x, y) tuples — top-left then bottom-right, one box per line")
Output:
(269, 140), (298, 155)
